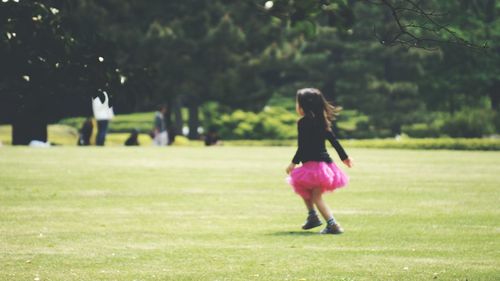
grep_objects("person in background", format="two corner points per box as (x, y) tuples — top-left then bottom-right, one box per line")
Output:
(78, 117), (93, 146)
(125, 129), (140, 146)
(204, 127), (221, 146)
(92, 91), (114, 146)
(153, 104), (168, 146)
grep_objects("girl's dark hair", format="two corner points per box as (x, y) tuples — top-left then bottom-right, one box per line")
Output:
(296, 88), (341, 131)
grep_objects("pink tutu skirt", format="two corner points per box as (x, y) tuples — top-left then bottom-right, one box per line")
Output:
(287, 161), (349, 200)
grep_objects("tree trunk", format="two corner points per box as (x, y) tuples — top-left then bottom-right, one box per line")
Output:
(165, 101), (173, 129)
(174, 97), (184, 136)
(188, 102), (200, 140)
(12, 115), (48, 145)
(391, 122), (402, 136)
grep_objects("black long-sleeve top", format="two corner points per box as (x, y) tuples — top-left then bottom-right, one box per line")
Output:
(292, 117), (349, 164)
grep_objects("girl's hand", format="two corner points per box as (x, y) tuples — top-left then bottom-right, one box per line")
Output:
(343, 157), (353, 168)
(286, 163), (296, 174)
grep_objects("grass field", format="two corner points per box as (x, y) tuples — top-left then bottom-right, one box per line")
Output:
(1, 147), (499, 281)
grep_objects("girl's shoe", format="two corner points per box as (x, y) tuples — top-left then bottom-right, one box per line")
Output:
(302, 214), (322, 230)
(320, 223), (344, 234)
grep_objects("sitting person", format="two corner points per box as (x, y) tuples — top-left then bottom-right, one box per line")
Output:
(204, 129), (221, 146)
(125, 129), (140, 146)
(78, 117), (93, 146)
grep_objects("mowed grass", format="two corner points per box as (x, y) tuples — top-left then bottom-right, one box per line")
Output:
(0, 147), (499, 281)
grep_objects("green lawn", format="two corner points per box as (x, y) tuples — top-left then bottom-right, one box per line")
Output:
(1, 147), (499, 281)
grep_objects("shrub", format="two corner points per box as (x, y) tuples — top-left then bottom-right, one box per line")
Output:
(350, 120), (393, 139)
(402, 123), (441, 138)
(441, 109), (496, 138)
(58, 117), (86, 130)
(208, 107), (298, 140)
(172, 135), (201, 146)
(222, 138), (500, 150)
(342, 138), (500, 151)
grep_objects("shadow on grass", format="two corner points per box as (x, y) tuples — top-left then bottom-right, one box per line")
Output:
(269, 231), (318, 236)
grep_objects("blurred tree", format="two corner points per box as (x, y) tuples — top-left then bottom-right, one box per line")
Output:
(67, 1), (292, 139)
(2, 0), (497, 144)
(260, 0), (487, 49)
(264, 0), (497, 136)
(267, 2), (429, 136)
(419, 0), (500, 113)
(0, 0), (120, 145)
(125, 1), (291, 139)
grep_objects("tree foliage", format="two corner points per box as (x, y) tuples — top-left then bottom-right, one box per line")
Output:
(0, 0), (120, 144)
(266, 0), (499, 136)
(1, 0), (498, 142)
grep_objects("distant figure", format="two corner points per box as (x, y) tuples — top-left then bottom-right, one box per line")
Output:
(125, 129), (140, 146)
(92, 91), (114, 146)
(153, 104), (168, 146)
(286, 88), (353, 235)
(204, 128), (221, 146)
(78, 117), (93, 146)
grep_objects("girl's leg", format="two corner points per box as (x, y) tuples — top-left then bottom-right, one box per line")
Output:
(311, 188), (343, 234)
(301, 196), (322, 230)
(303, 198), (314, 212)
(311, 188), (333, 221)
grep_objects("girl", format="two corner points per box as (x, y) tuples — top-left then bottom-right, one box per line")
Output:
(286, 88), (353, 234)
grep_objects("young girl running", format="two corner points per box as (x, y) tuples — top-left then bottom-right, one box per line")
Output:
(286, 88), (353, 234)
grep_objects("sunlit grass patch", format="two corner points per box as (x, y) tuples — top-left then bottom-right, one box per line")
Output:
(0, 147), (499, 280)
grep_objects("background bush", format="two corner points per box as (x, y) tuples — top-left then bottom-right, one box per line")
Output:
(402, 122), (442, 138)
(342, 138), (500, 151)
(441, 109), (496, 138)
(222, 138), (500, 151)
(57, 106), (499, 141)
(207, 107), (297, 140)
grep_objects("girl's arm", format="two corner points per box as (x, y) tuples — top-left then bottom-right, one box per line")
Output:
(292, 119), (306, 164)
(326, 130), (353, 168)
(287, 119), (305, 174)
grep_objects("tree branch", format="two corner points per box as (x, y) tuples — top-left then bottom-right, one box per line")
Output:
(369, 0), (488, 50)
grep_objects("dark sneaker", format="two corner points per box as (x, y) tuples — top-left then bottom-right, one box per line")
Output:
(302, 214), (322, 230)
(320, 223), (344, 235)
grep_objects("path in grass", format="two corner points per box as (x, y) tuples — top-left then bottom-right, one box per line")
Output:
(1, 147), (499, 280)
